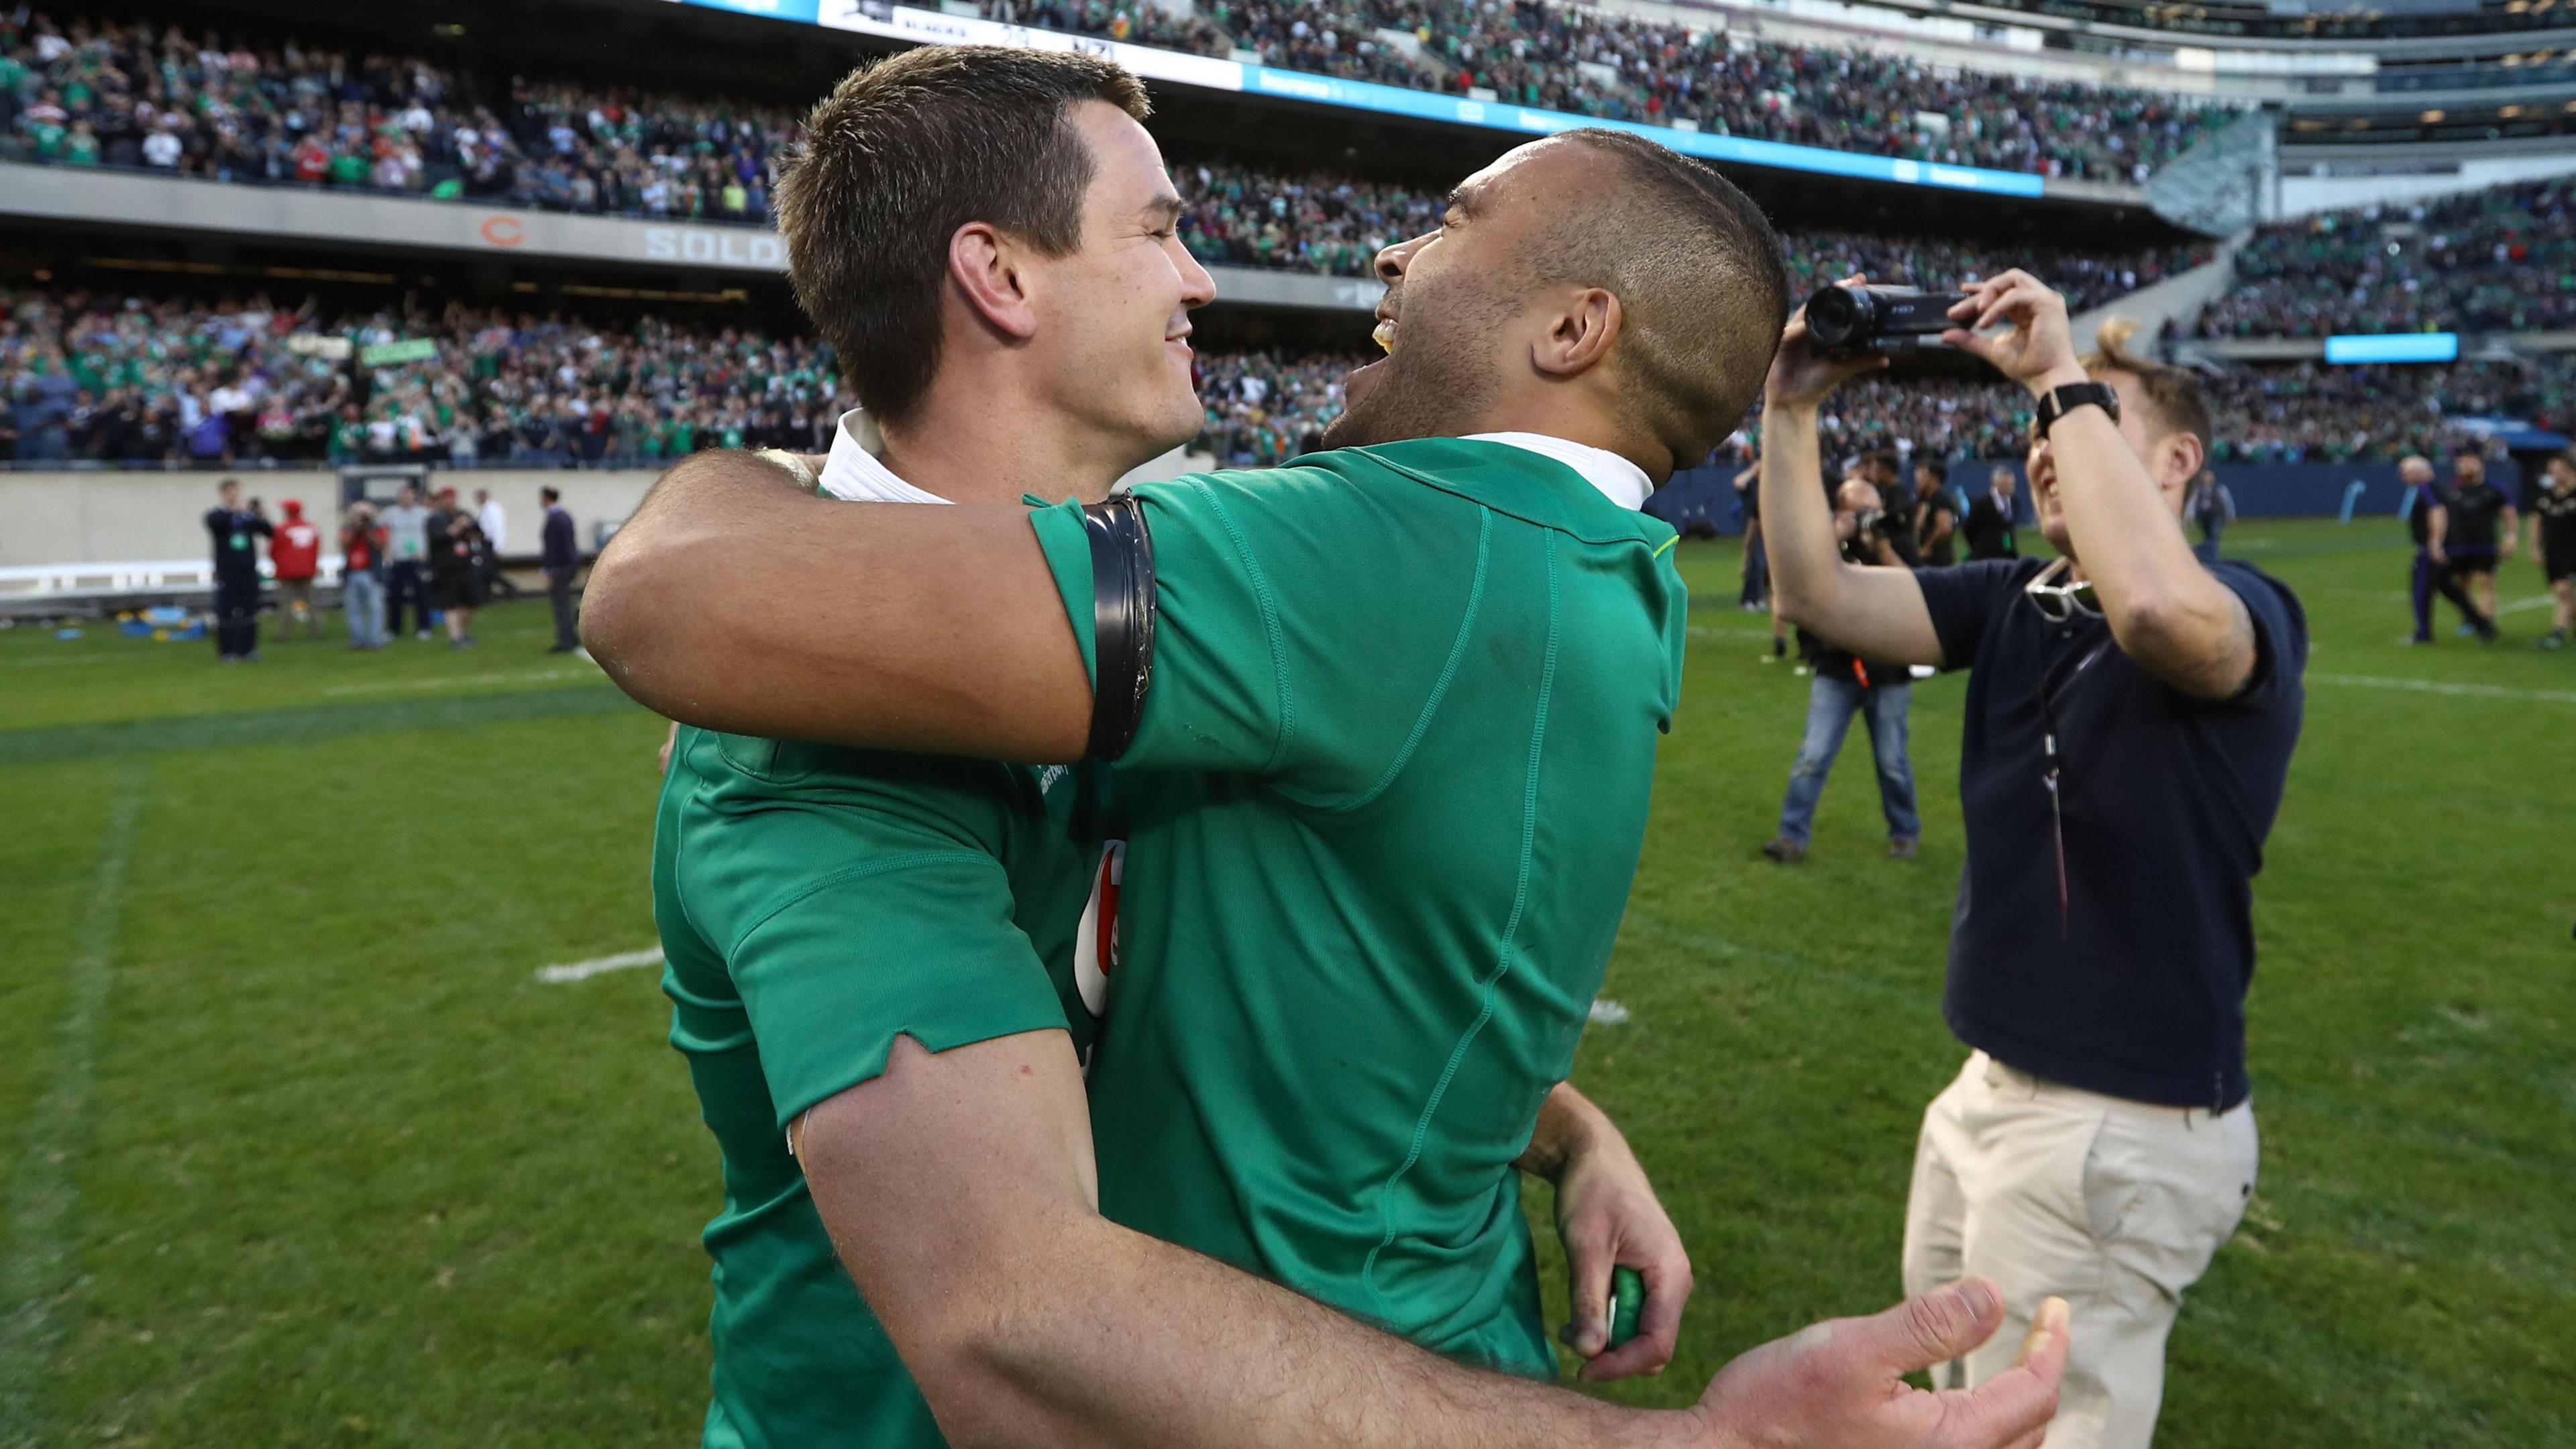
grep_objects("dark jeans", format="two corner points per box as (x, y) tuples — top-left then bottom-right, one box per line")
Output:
(213, 576), (260, 659)
(1741, 537), (1770, 608)
(1778, 674), (1919, 847)
(2411, 549), (2489, 640)
(547, 570), (580, 649)
(387, 560), (431, 636)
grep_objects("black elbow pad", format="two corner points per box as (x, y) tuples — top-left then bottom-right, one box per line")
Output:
(1081, 494), (1156, 762)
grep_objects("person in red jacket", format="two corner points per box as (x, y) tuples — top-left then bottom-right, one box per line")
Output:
(268, 498), (325, 641)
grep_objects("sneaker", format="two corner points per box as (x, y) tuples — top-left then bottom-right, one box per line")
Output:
(1760, 836), (1806, 864)
(1888, 837), (1919, 859)
(2401, 635), (2431, 646)
(1758, 651), (1779, 664)
(2456, 623), (2479, 638)
(417, 629), (432, 641)
(2544, 631), (2567, 651)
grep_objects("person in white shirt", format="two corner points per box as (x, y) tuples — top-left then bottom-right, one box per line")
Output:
(474, 488), (517, 601)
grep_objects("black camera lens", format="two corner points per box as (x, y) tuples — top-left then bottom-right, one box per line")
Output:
(1806, 285), (1876, 351)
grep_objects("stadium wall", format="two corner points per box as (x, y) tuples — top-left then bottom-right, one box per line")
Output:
(0, 164), (1384, 313)
(0, 449), (1214, 569)
(2277, 144), (2576, 217)
(1646, 457), (2531, 535)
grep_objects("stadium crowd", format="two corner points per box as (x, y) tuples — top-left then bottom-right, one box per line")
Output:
(13, 278), (2572, 470)
(1177, 159), (2209, 305)
(2198, 177), (2576, 339)
(1733, 352), (2576, 466)
(0, 288), (847, 467)
(0, 1), (2235, 209)
(1200, 0), (2236, 181)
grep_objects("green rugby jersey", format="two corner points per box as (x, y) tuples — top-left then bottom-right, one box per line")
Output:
(653, 729), (1102, 1448)
(1030, 437), (1688, 1377)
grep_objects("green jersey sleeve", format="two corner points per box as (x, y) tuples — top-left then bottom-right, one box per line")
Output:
(1027, 464), (1487, 800)
(667, 740), (1075, 1129)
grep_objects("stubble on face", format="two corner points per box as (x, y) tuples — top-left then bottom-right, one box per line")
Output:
(1322, 266), (1520, 451)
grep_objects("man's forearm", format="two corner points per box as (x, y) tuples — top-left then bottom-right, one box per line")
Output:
(941, 1210), (1694, 1449)
(1756, 405), (1843, 621)
(579, 449), (1089, 759)
(1516, 1080), (1613, 1178)
(1758, 405), (1941, 663)
(2039, 403), (2247, 693)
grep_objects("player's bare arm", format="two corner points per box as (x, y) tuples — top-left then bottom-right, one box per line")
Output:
(1758, 273), (1945, 666)
(801, 1032), (2068, 1449)
(1939, 271), (2254, 700)
(582, 447), (1092, 761)
(1519, 1082), (1693, 1381)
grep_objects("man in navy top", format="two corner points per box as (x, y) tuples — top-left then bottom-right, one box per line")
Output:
(1760, 273), (2306, 1449)
(205, 478), (272, 662)
(2400, 453), (2493, 644)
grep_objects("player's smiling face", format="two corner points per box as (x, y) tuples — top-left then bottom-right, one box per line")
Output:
(1032, 101), (1216, 467)
(1326, 141), (1587, 450)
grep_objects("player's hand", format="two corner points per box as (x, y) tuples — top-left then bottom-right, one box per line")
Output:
(1766, 272), (1891, 411)
(1941, 271), (2082, 398)
(1552, 1130), (1690, 1381)
(1684, 1278), (2068, 1449)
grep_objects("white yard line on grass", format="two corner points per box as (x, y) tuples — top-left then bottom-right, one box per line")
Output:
(2499, 594), (2555, 614)
(535, 947), (664, 984)
(1588, 998), (1631, 1026)
(324, 665), (598, 698)
(2312, 673), (2576, 706)
(0, 767), (143, 1444)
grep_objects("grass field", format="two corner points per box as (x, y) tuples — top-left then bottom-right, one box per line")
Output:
(2, 517), (2569, 1448)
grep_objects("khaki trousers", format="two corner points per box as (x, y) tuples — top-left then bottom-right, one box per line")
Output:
(1902, 1051), (2257, 1449)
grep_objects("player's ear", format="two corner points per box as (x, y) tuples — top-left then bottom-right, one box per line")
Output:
(1534, 288), (1619, 380)
(949, 221), (1040, 341)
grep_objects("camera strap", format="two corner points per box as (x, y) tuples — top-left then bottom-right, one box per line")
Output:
(1081, 494), (1157, 762)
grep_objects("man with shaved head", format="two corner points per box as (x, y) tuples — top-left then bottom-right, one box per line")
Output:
(592, 96), (2068, 1449)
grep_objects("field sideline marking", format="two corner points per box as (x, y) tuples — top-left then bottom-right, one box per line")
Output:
(2312, 673), (2576, 705)
(324, 665), (600, 698)
(0, 766), (144, 1443)
(535, 947), (664, 983)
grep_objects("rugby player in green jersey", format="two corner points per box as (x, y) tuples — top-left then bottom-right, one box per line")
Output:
(600, 46), (2069, 1449)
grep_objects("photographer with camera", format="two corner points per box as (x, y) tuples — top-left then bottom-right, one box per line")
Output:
(1761, 272), (2307, 1449)
(1760, 476), (1924, 863)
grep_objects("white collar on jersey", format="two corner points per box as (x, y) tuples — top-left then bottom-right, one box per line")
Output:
(819, 407), (951, 505)
(1462, 432), (1650, 513)
(823, 411), (1650, 513)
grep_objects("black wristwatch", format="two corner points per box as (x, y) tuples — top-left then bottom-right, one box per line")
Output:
(2034, 381), (2120, 439)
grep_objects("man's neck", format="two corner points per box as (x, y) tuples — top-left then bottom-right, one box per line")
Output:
(878, 384), (1132, 506)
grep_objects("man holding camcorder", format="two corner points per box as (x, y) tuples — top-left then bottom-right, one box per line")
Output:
(1760, 270), (2308, 1449)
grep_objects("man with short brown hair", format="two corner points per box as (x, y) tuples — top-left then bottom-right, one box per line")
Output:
(1762, 280), (2305, 1449)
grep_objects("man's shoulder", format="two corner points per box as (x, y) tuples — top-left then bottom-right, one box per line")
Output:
(1158, 439), (1666, 551)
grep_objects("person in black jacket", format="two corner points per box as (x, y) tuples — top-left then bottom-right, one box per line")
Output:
(1960, 466), (2020, 560)
(431, 494), (490, 650)
(540, 486), (582, 653)
(1762, 479), (1923, 863)
(205, 478), (272, 661)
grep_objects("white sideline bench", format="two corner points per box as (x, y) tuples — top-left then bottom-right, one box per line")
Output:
(0, 556), (350, 603)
